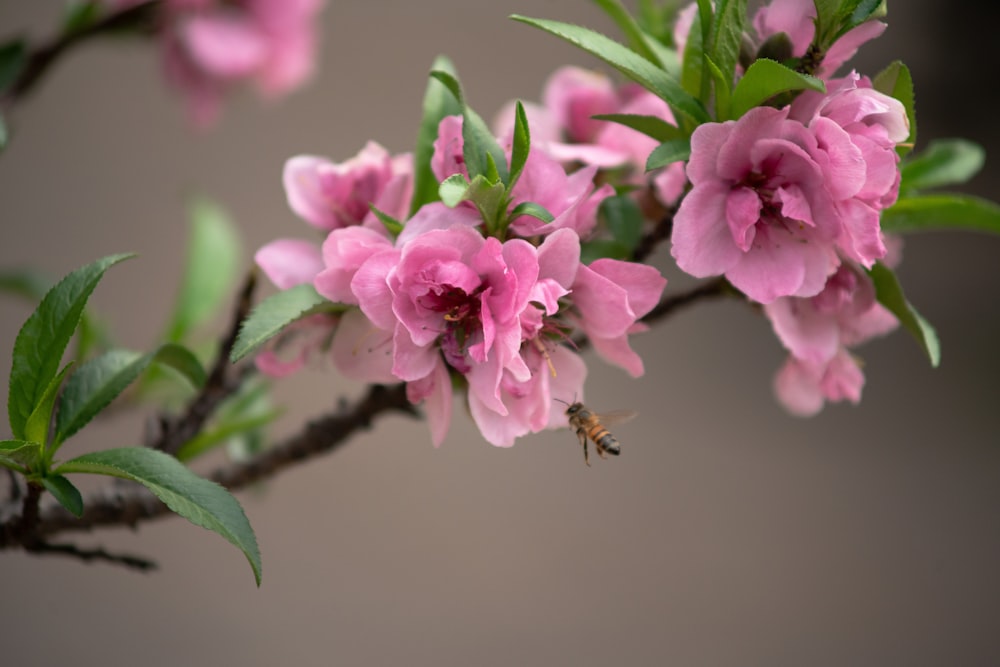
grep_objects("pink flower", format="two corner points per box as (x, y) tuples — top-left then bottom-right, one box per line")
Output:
(284, 142), (413, 231)
(157, 0), (325, 126)
(790, 73), (908, 266)
(752, 0), (886, 79)
(253, 238), (336, 377)
(773, 350), (865, 417)
(671, 106), (845, 303)
(571, 258), (667, 377)
(765, 261), (898, 415)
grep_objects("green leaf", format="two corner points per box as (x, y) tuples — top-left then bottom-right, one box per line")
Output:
(41, 475), (83, 517)
(646, 138), (691, 171)
(731, 59), (825, 118)
(438, 173), (471, 207)
(593, 113), (683, 142)
(581, 239), (630, 263)
(230, 283), (332, 363)
(592, 0), (665, 66)
(54, 344), (205, 447)
(707, 0), (747, 103)
(369, 204), (404, 237)
(429, 70), (509, 185)
(0, 268), (50, 301)
(177, 408), (281, 463)
(899, 139), (984, 194)
(511, 15), (709, 126)
(0, 439), (41, 473)
(8, 253), (133, 442)
(0, 112), (7, 153)
(56, 447), (262, 585)
(165, 198), (241, 343)
(0, 39), (27, 93)
(843, 0), (884, 31)
(680, 6), (705, 98)
(867, 262), (940, 367)
(880, 194), (1000, 236)
(63, 2), (102, 34)
(508, 101), (531, 189)
(24, 364), (73, 447)
(600, 194), (644, 252)
(873, 61), (915, 156)
(410, 55), (462, 216)
(509, 201), (555, 225)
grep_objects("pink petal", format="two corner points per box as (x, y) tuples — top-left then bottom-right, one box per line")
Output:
(180, 14), (268, 78)
(406, 355), (453, 447)
(773, 356), (825, 417)
(330, 309), (396, 383)
(254, 238), (323, 289)
(671, 182), (744, 277)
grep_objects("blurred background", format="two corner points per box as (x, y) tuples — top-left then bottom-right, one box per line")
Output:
(1, 1), (998, 665)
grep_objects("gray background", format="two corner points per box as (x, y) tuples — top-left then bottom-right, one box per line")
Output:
(1, 1), (998, 665)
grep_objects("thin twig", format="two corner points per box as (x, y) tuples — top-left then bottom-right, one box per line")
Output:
(2, 2), (160, 109)
(23, 541), (157, 572)
(152, 271), (258, 456)
(640, 276), (733, 327)
(0, 383), (418, 543)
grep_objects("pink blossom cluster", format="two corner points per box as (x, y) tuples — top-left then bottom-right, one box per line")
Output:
(257, 119), (665, 447)
(113, 0), (325, 126)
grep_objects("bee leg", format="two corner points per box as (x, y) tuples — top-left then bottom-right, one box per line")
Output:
(595, 444), (608, 460)
(576, 428), (591, 467)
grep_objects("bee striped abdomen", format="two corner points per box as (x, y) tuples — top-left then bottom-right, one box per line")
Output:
(593, 429), (620, 456)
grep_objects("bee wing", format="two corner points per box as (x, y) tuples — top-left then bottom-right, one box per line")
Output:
(594, 409), (638, 427)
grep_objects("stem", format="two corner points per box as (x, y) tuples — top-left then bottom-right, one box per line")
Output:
(2, 1), (160, 109)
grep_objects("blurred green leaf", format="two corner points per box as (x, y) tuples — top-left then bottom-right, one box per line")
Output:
(7, 253), (133, 442)
(868, 262), (940, 367)
(592, 113), (682, 142)
(600, 195), (644, 253)
(369, 204), (404, 237)
(508, 101), (531, 189)
(509, 201), (555, 225)
(166, 198), (241, 344)
(881, 194), (1000, 236)
(899, 139), (984, 194)
(56, 447), (262, 585)
(0, 39), (27, 93)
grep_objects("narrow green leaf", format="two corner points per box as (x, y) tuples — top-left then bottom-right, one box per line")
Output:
(24, 364), (73, 447)
(177, 408), (282, 463)
(873, 61), (915, 156)
(439, 173), (470, 207)
(369, 204), (404, 237)
(166, 198), (241, 343)
(57, 447), (262, 585)
(843, 0), (884, 30)
(592, 0), (663, 65)
(55, 344), (205, 447)
(509, 101), (531, 189)
(63, 1), (102, 34)
(429, 70), (509, 185)
(680, 6), (705, 98)
(0, 112), (7, 153)
(707, 0), (747, 103)
(880, 194), (1000, 236)
(638, 27), (681, 77)
(646, 138), (691, 171)
(410, 55), (461, 216)
(230, 283), (332, 363)
(730, 58), (825, 118)
(600, 194), (644, 252)
(0, 39), (27, 93)
(899, 139), (983, 194)
(509, 201), (555, 225)
(8, 253), (133, 441)
(868, 262), (940, 367)
(704, 55), (731, 120)
(0, 439), (41, 473)
(592, 113), (683, 142)
(511, 15), (709, 126)
(41, 475), (83, 517)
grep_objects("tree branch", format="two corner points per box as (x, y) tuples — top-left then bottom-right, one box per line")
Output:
(22, 540), (157, 572)
(151, 271), (257, 456)
(2, 2), (160, 109)
(0, 383), (418, 543)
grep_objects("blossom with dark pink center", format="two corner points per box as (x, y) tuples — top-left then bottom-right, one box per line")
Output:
(671, 105), (846, 303)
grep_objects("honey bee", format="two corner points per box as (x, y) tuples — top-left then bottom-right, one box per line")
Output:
(560, 400), (637, 466)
